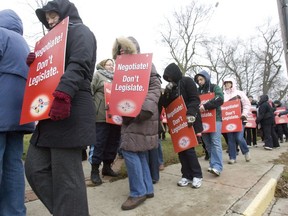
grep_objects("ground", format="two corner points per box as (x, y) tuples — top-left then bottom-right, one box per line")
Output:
(273, 151), (288, 198)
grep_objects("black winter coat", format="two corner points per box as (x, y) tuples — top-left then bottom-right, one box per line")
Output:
(256, 95), (275, 126)
(30, 0), (97, 148)
(162, 63), (203, 134)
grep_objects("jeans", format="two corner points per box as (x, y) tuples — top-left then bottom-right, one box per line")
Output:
(227, 125), (249, 160)
(0, 132), (26, 216)
(202, 121), (223, 172)
(157, 138), (164, 165)
(146, 147), (159, 182)
(122, 150), (153, 197)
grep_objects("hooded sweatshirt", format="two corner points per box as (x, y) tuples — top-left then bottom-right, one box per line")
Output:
(223, 77), (251, 118)
(194, 70), (224, 121)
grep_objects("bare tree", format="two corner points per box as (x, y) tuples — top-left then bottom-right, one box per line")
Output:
(160, 0), (215, 75)
(252, 20), (287, 99)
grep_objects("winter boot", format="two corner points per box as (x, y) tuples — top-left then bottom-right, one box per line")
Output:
(91, 164), (102, 186)
(102, 162), (118, 177)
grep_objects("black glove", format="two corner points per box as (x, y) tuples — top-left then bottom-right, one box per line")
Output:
(187, 115), (195, 127)
(240, 115), (247, 121)
(137, 110), (153, 121)
(122, 117), (134, 125)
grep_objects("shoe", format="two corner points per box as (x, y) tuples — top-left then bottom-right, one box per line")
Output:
(207, 167), (212, 172)
(253, 144), (258, 148)
(245, 152), (251, 162)
(264, 146), (273, 150)
(121, 196), (147, 210)
(211, 168), (220, 176)
(177, 178), (192, 187)
(102, 164), (119, 177)
(152, 180), (158, 184)
(91, 164), (102, 186)
(159, 164), (165, 171)
(228, 159), (236, 164)
(192, 177), (202, 188)
(146, 193), (154, 198)
(280, 140), (283, 143)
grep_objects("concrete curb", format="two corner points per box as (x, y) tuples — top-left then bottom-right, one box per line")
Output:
(243, 178), (277, 216)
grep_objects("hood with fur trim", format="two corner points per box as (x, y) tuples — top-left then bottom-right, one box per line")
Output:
(112, 37), (138, 60)
(36, 0), (82, 30)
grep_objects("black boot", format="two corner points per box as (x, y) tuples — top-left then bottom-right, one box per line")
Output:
(102, 163), (118, 177)
(91, 164), (102, 186)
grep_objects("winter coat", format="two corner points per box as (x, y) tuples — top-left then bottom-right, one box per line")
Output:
(194, 70), (224, 121)
(162, 63), (203, 134)
(256, 95), (275, 125)
(112, 37), (161, 152)
(91, 63), (114, 122)
(223, 77), (251, 118)
(0, 9), (35, 133)
(30, 0), (97, 148)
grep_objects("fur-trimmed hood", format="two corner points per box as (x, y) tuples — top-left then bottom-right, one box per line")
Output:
(112, 37), (138, 60)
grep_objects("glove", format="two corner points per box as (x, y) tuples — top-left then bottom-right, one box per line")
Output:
(240, 115), (247, 121)
(49, 91), (72, 121)
(26, 52), (35, 66)
(122, 117), (134, 125)
(187, 115), (195, 127)
(137, 110), (153, 121)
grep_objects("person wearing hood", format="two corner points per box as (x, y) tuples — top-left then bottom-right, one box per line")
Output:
(194, 70), (224, 176)
(0, 9), (35, 216)
(256, 95), (280, 149)
(273, 100), (288, 143)
(89, 58), (121, 186)
(223, 78), (251, 164)
(24, 0), (97, 215)
(162, 63), (203, 188)
(111, 36), (161, 210)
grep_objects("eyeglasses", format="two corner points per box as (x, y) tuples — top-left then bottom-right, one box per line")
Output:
(105, 64), (114, 67)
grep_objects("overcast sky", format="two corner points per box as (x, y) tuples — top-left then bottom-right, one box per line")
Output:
(1, 0), (280, 85)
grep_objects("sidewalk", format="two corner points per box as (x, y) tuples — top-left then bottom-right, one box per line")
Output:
(25, 141), (288, 216)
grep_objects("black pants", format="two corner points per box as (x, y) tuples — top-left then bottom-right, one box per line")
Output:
(245, 128), (257, 145)
(275, 123), (288, 141)
(262, 123), (280, 148)
(25, 144), (88, 216)
(91, 122), (121, 165)
(178, 147), (202, 180)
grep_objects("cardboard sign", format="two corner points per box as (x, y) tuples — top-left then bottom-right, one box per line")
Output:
(165, 96), (198, 153)
(275, 107), (288, 124)
(109, 53), (152, 117)
(245, 113), (257, 128)
(104, 82), (122, 125)
(199, 93), (216, 133)
(20, 17), (69, 125)
(221, 100), (243, 133)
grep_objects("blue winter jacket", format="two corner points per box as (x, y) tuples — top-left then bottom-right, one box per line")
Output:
(0, 9), (35, 132)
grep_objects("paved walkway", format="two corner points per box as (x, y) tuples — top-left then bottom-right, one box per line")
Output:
(25, 141), (288, 216)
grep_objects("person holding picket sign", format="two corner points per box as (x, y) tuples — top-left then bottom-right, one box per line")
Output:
(161, 63), (203, 188)
(194, 70), (224, 176)
(223, 78), (251, 164)
(111, 36), (161, 210)
(24, 0), (97, 215)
